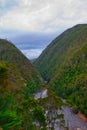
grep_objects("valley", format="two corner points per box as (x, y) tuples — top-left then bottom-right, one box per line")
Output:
(0, 24), (87, 130)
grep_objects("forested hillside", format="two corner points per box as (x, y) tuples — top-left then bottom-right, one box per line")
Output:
(0, 39), (41, 83)
(34, 24), (87, 116)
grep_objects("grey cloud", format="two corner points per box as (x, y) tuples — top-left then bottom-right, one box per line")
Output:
(0, 0), (87, 33)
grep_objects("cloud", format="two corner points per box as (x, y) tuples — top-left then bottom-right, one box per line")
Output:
(1, 0), (87, 59)
(0, 0), (18, 15)
(21, 49), (43, 59)
(0, 0), (87, 33)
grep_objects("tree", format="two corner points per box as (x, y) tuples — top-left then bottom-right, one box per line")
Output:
(33, 106), (46, 129)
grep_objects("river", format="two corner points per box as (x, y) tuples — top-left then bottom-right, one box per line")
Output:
(34, 88), (87, 130)
(61, 106), (87, 130)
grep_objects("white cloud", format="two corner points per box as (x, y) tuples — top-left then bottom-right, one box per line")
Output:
(0, 0), (87, 33)
(21, 49), (43, 59)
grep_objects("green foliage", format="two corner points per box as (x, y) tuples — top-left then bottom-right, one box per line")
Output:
(33, 106), (46, 127)
(0, 89), (47, 130)
(0, 110), (20, 130)
(26, 81), (39, 95)
(17, 97), (47, 130)
(0, 62), (8, 76)
(0, 92), (21, 130)
(0, 62), (8, 87)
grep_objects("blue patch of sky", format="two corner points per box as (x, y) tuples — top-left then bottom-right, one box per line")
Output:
(3, 31), (58, 59)
(0, 29), (60, 59)
(0, 0), (18, 16)
(10, 33), (58, 50)
(0, 28), (59, 55)
(0, 29), (25, 39)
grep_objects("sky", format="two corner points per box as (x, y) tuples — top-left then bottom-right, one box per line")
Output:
(0, 0), (87, 59)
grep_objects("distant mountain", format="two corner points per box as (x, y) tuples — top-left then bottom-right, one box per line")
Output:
(34, 24), (87, 116)
(0, 39), (41, 83)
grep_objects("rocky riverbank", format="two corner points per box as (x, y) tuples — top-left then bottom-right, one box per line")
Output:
(34, 89), (87, 130)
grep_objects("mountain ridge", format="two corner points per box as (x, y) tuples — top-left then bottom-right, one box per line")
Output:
(0, 39), (42, 83)
(34, 24), (87, 81)
(34, 24), (87, 116)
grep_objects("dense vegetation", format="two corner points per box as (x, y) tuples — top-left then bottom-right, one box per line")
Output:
(34, 24), (87, 116)
(0, 61), (47, 130)
(0, 40), (46, 130)
(50, 44), (87, 115)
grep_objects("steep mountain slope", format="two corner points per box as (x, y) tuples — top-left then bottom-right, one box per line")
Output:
(0, 61), (47, 130)
(50, 44), (87, 115)
(34, 24), (87, 82)
(34, 24), (87, 116)
(0, 61), (25, 91)
(0, 39), (41, 83)
(0, 39), (44, 130)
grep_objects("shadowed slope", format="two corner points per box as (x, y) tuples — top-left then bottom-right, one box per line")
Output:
(0, 39), (41, 83)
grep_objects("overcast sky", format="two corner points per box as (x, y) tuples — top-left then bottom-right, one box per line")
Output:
(0, 0), (87, 59)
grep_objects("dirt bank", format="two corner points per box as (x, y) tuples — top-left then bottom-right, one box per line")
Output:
(77, 112), (87, 122)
